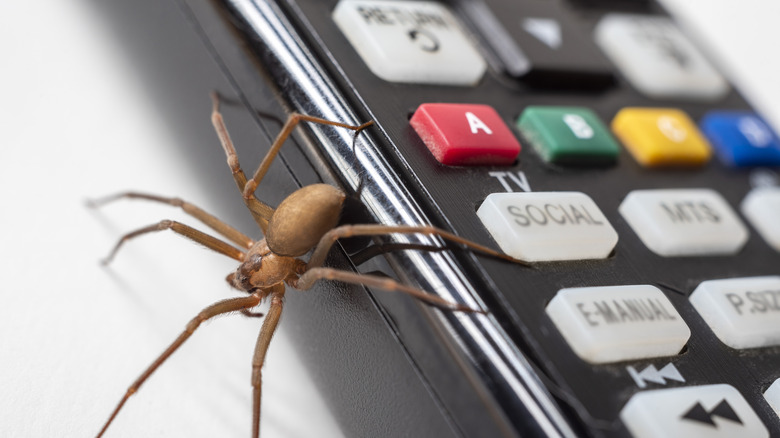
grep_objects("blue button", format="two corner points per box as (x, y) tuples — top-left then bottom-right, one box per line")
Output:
(701, 111), (780, 167)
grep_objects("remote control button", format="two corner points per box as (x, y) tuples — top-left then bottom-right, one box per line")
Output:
(332, 0), (486, 85)
(476, 191), (617, 262)
(611, 108), (712, 167)
(595, 14), (729, 100)
(410, 103), (521, 166)
(516, 106), (619, 165)
(765, 379), (780, 419)
(456, 1), (614, 88)
(741, 187), (780, 252)
(690, 276), (780, 349)
(701, 111), (780, 167)
(619, 189), (748, 256)
(621, 384), (769, 438)
(546, 285), (689, 363)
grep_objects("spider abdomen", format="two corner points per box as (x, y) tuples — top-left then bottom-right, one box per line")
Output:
(266, 184), (345, 257)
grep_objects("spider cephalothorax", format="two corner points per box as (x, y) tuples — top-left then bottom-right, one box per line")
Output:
(229, 242), (305, 292)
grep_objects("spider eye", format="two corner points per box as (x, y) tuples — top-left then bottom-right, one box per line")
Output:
(233, 254), (263, 290)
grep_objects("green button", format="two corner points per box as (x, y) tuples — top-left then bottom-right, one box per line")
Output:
(517, 106), (619, 165)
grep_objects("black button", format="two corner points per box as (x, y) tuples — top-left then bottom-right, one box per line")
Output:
(453, 0), (615, 89)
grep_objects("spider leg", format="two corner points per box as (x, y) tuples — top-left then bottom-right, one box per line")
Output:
(250, 286), (284, 438)
(241, 112), (374, 200)
(291, 267), (484, 314)
(210, 92), (372, 234)
(88, 191), (253, 249)
(241, 309), (265, 318)
(210, 92), (275, 233)
(95, 293), (263, 438)
(101, 220), (245, 265)
(307, 224), (530, 270)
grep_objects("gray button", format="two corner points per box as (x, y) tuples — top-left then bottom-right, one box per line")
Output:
(595, 14), (729, 100)
(619, 189), (748, 256)
(546, 285), (689, 363)
(477, 191), (617, 262)
(690, 276), (780, 349)
(621, 384), (768, 438)
(333, 0), (486, 85)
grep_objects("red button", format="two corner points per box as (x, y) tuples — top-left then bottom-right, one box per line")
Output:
(410, 103), (521, 166)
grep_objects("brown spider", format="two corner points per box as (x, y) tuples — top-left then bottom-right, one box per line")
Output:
(91, 93), (524, 437)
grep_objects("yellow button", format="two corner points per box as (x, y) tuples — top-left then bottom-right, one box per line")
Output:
(611, 108), (711, 167)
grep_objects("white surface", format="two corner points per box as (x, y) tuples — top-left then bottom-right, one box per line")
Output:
(477, 192), (618, 261)
(0, 1), (342, 437)
(690, 276), (780, 349)
(764, 379), (780, 418)
(658, 0), (780, 131)
(595, 14), (729, 100)
(2, 0), (780, 437)
(545, 285), (690, 364)
(332, 0), (486, 85)
(741, 187), (780, 252)
(621, 384), (768, 438)
(619, 189), (749, 256)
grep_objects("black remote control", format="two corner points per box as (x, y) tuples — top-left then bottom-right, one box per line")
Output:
(97, 0), (780, 436)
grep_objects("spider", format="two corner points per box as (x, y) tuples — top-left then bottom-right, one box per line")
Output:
(91, 92), (525, 437)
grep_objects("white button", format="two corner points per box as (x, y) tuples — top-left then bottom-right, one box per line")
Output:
(619, 189), (749, 256)
(594, 14), (729, 101)
(332, 0), (486, 85)
(690, 276), (780, 349)
(764, 379), (780, 418)
(621, 384), (769, 438)
(741, 187), (780, 252)
(545, 285), (690, 363)
(476, 192), (618, 262)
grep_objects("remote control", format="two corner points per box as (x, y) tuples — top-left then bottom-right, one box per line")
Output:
(99, 0), (780, 436)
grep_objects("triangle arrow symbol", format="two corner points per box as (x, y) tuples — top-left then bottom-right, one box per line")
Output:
(710, 399), (742, 424)
(628, 363), (685, 388)
(658, 363), (685, 383)
(522, 18), (562, 49)
(681, 399), (743, 428)
(682, 402), (716, 427)
(638, 365), (666, 385)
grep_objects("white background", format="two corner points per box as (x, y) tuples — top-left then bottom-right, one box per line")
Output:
(0, 1), (341, 437)
(1, 1), (778, 437)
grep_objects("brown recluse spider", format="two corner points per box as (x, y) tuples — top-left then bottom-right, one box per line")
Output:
(90, 92), (528, 437)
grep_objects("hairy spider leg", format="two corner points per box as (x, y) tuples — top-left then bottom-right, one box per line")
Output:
(250, 286), (284, 438)
(306, 224), (531, 270)
(100, 220), (246, 265)
(209, 92), (373, 233)
(210, 92), (275, 232)
(88, 191), (254, 249)
(291, 267), (483, 314)
(241, 112), (374, 200)
(95, 293), (264, 438)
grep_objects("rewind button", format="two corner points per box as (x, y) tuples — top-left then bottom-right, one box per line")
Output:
(682, 399), (741, 427)
(621, 384), (768, 437)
